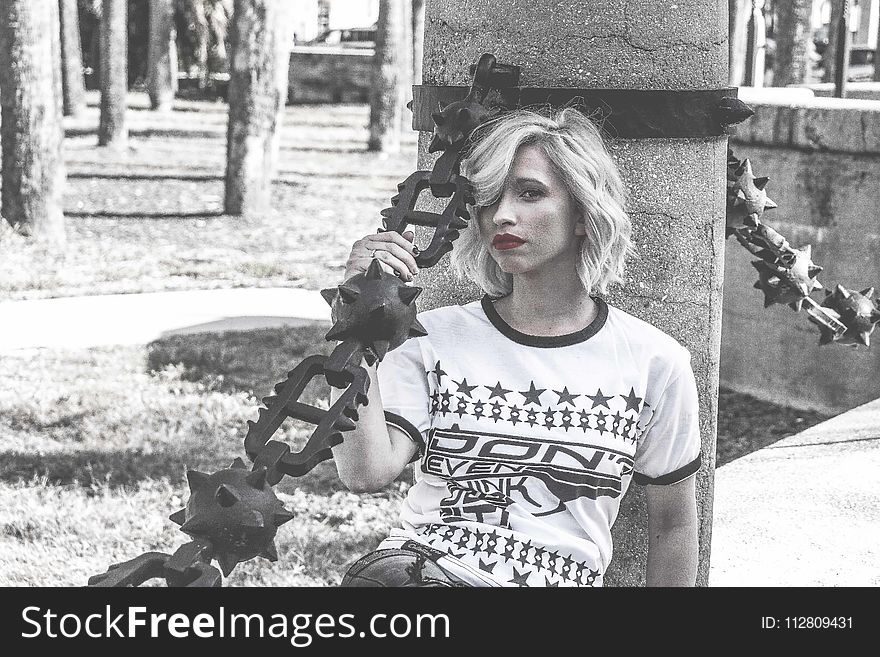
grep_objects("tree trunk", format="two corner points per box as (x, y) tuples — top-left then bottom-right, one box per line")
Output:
(98, 0), (127, 147)
(369, 0), (408, 152)
(822, 0), (845, 83)
(0, 0), (66, 243)
(59, 0), (86, 116)
(728, 0), (747, 85)
(223, 0), (293, 215)
(147, 0), (178, 110)
(773, 0), (815, 86)
(875, 10), (880, 82)
(412, 0), (425, 83)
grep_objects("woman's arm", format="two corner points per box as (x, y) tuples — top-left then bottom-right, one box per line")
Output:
(330, 359), (418, 493)
(329, 228), (422, 492)
(645, 475), (698, 586)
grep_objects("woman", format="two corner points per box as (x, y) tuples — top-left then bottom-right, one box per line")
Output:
(331, 108), (701, 587)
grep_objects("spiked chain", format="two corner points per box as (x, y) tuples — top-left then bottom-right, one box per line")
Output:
(88, 53), (876, 588)
(726, 150), (880, 347)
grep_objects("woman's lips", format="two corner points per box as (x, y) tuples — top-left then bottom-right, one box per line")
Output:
(492, 235), (526, 250)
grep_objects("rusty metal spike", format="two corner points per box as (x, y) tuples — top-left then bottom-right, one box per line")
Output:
(230, 457), (248, 470)
(337, 284), (360, 304)
(380, 207), (393, 218)
(245, 468), (267, 489)
(320, 287), (337, 306)
(274, 507), (295, 527)
(870, 309), (880, 323)
(836, 284), (851, 299)
(398, 285), (422, 305)
(753, 176), (769, 190)
(334, 414), (357, 432)
(366, 258), (384, 279)
(215, 484), (239, 507)
(858, 331), (871, 347)
(428, 134), (445, 153)
(808, 265), (823, 278)
(325, 321), (349, 341)
(372, 339), (391, 361)
(860, 287), (875, 299)
(216, 552), (238, 577)
(409, 317), (429, 337)
(261, 542), (279, 562)
(186, 470), (211, 493)
(180, 513), (212, 536)
(169, 508), (187, 526)
(390, 193), (401, 204)
(432, 111), (444, 125)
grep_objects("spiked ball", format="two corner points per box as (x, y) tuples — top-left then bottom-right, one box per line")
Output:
(428, 93), (493, 153)
(728, 158), (777, 226)
(321, 259), (428, 364)
(752, 244), (823, 311)
(169, 458), (295, 576)
(817, 285), (880, 347)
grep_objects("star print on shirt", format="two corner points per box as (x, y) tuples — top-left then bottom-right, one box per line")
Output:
(473, 401), (485, 420)
(553, 386), (580, 406)
(429, 361), (447, 382)
(518, 381), (546, 406)
(578, 410), (591, 431)
(485, 381), (513, 400)
(621, 387), (643, 413)
(455, 378), (478, 398)
(542, 407), (556, 429)
(560, 409), (573, 430)
(586, 388), (613, 409)
(490, 401), (504, 423)
(478, 559), (496, 573)
(509, 566), (530, 587)
(544, 576), (560, 587)
(455, 396), (469, 418)
(525, 409), (539, 427)
(595, 411), (608, 435)
(508, 404), (522, 426)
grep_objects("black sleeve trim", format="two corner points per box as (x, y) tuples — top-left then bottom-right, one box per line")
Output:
(384, 411), (424, 463)
(633, 454), (701, 486)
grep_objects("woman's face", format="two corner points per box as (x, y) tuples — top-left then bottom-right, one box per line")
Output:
(478, 143), (585, 278)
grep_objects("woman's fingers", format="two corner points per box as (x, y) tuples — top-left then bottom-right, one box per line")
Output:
(364, 239), (419, 276)
(344, 231), (420, 281)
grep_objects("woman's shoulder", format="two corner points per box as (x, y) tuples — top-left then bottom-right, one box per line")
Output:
(603, 302), (692, 362)
(415, 299), (486, 329)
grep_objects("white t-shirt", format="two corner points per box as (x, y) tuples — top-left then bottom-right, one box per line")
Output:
(375, 295), (701, 587)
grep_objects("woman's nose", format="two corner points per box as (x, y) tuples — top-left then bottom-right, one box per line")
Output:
(492, 193), (517, 226)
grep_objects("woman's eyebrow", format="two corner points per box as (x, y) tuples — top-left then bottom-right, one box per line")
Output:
(511, 177), (549, 189)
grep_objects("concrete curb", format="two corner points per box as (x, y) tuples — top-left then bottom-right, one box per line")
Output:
(0, 288), (331, 352)
(709, 396), (880, 586)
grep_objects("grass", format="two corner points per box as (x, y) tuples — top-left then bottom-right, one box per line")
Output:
(0, 93), (416, 300)
(0, 325), (829, 587)
(0, 94), (833, 586)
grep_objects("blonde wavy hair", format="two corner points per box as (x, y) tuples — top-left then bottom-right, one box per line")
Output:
(451, 107), (635, 298)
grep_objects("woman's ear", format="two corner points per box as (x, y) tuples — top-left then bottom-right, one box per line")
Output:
(574, 215), (587, 237)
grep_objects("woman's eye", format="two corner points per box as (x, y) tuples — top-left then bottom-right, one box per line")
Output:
(521, 189), (543, 200)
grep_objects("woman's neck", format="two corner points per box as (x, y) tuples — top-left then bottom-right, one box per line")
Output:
(494, 269), (597, 336)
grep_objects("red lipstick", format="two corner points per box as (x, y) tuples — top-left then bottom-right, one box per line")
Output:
(492, 233), (526, 250)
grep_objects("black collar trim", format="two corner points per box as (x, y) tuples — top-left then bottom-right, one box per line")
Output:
(480, 294), (608, 348)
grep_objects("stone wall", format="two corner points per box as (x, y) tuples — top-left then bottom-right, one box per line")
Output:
(724, 93), (880, 414)
(287, 46), (373, 103)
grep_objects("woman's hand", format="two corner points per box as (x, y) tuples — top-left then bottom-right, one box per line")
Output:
(344, 229), (420, 282)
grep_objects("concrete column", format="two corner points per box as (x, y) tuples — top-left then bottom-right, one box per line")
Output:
(416, 0), (727, 586)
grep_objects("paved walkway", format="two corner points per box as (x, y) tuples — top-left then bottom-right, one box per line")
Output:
(1, 288), (877, 586)
(0, 288), (330, 351)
